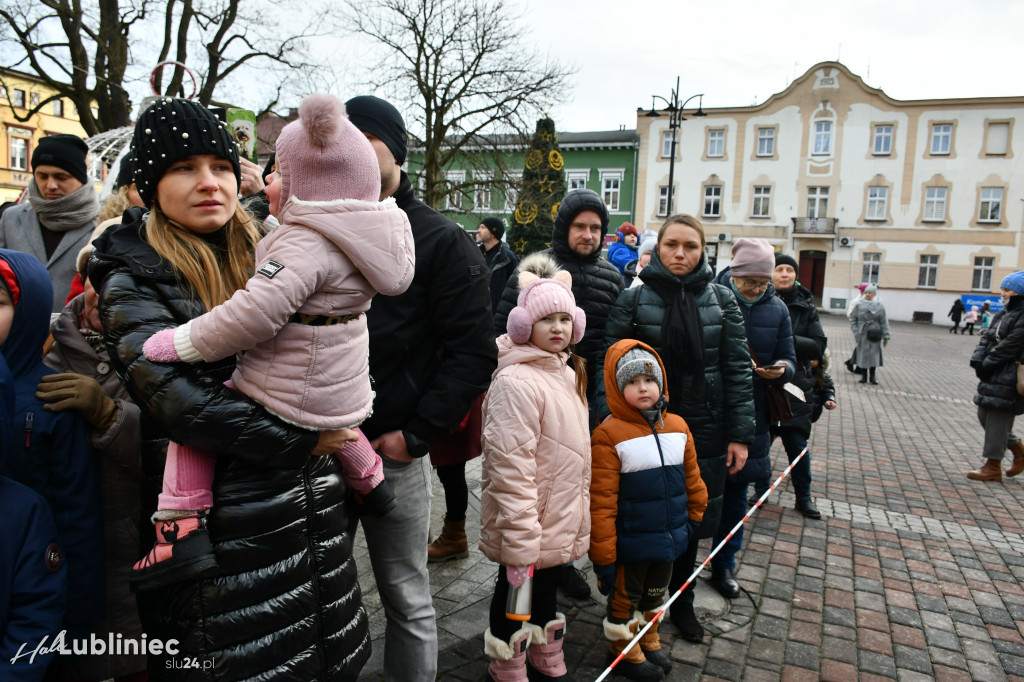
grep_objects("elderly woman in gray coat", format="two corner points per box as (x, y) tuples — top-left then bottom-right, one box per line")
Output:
(849, 284), (890, 385)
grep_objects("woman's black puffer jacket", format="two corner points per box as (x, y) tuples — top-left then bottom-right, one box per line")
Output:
(771, 284), (827, 438)
(90, 211), (370, 681)
(972, 295), (1024, 415)
(595, 253), (755, 538)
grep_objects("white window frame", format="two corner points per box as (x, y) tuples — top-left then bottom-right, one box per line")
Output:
(813, 121), (832, 155)
(29, 92), (39, 107)
(600, 170), (624, 211)
(707, 129), (724, 158)
(11, 89), (25, 109)
(703, 185), (722, 217)
(502, 171), (522, 212)
(866, 186), (888, 221)
(657, 186), (670, 217)
(924, 187), (947, 222)
(752, 186), (771, 218)
(979, 187), (1003, 223)
(473, 171), (492, 211)
(986, 122), (1010, 155)
(807, 186), (829, 218)
(973, 257), (994, 291)
(931, 124), (952, 155)
(660, 130), (675, 159)
(918, 254), (938, 289)
(565, 169), (588, 191)
(873, 125), (893, 155)
(52, 99), (64, 117)
(9, 135), (28, 171)
(442, 170), (465, 212)
(861, 253), (880, 285)
(756, 128), (775, 157)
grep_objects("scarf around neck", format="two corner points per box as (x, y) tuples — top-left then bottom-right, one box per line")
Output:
(729, 279), (765, 307)
(644, 261), (705, 402)
(28, 179), (99, 232)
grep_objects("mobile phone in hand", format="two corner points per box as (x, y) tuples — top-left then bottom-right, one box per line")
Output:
(759, 364), (784, 371)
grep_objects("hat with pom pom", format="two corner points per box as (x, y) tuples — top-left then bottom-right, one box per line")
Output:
(506, 253), (586, 346)
(276, 94), (380, 207)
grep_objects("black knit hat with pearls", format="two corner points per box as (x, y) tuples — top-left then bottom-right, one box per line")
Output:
(131, 97), (241, 208)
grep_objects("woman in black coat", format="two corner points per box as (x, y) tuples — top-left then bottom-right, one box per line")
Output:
(948, 298), (966, 334)
(761, 254), (828, 519)
(596, 214), (754, 642)
(91, 98), (369, 680)
(967, 272), (1024, 482)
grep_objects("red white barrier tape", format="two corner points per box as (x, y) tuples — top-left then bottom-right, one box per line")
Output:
(594, 446), (809, 682)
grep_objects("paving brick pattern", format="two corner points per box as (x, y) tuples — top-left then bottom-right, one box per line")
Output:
(356, 313), (1024, 681)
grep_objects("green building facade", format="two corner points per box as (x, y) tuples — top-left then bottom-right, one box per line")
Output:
(406, 129), (639, 236)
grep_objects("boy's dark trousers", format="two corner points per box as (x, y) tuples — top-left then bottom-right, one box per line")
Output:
(607, 561), (674, 622)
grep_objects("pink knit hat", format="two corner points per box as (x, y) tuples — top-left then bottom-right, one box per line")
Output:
(506, 255), (586, 345)
(276, 94), (380, 206)
(730, 238), (775, 278)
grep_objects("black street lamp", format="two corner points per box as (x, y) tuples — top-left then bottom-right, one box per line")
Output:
(646, 76), (705, 216)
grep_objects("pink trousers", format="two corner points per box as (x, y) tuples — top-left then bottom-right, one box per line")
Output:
(159, 428), (385, 511)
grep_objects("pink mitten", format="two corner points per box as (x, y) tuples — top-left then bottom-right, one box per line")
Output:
(506, 565), (533, 587)
(143, 328), (182, 362)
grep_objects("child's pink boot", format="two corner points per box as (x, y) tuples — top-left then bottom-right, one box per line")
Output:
(130, 513), (218, 591)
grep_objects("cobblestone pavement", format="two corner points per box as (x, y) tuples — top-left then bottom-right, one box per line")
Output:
(356, 313), (1024, 681)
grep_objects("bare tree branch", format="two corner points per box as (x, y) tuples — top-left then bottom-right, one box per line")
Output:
(347, 0), (575, 209)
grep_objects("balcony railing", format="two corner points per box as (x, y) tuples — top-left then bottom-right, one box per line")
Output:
(791, 217), (838, 235)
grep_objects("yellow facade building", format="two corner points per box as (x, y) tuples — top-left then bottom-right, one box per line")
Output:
(0, 67), (94, 204)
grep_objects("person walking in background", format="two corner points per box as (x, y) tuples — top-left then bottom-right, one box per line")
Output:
(478, 254), (591, 682)
(91, 97), (370, 678)
(477, 216), (519, 314)
(590, 340), (707, 681)
(596, 214), (753, 643)
(709, 239), (795, 600)
(759, 253), (827, 519)
(963, 305), (979, 335)
(948, 298), (966, 334)
(346, 94), (497, 681)
(981, 301), (993, 331)
(966, 272), (1024, 482)
(849, 284), (890, 385)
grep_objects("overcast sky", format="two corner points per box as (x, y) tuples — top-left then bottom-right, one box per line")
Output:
(519, 0), (1024, 132)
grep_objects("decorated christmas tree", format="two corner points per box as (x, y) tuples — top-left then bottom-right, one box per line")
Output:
(508, 117), (566, 256)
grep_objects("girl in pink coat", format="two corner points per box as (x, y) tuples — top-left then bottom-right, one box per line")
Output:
(479, 253), (591, 682)
(136, 94), (414, 590)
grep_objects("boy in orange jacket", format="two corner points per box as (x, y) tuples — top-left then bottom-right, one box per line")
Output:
(590, 340), (707, 681)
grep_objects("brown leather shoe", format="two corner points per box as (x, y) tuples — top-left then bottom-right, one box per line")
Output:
(1006, 442), (1024, 477)
(427, 515), (468, 563)
(967, 459), (1003, 482)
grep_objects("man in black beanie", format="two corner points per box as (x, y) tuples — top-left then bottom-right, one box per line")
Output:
(345, 94), (497, 681)
(476, 217), (518, 313)
(0, 133), (100, 312)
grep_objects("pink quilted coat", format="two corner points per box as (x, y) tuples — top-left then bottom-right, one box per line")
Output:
(173, 197), (414, 429)
(478, 334), (591, 569)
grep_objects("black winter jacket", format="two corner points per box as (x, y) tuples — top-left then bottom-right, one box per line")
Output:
(362, 172), (497, 445)
(772, 285), (827, 438)
(483, 241), (519, 315)
(494, 194), (623, 401)
(90, 210), (369, 681)
(972, 295), (1024, 415)
(595, 254), (754, 538)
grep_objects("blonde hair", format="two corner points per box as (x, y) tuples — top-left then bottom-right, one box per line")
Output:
(145, 203), (260, 311)
(97, 186), (134, 223)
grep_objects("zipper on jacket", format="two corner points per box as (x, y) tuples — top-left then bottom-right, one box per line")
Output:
(25, 411), (33, 448)
(301, 463), (329, 680)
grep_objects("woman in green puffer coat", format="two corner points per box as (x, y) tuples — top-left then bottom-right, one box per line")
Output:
(595, 214), (755, 643)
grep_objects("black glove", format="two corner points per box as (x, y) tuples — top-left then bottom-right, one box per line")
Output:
(593, 563), (616, 596)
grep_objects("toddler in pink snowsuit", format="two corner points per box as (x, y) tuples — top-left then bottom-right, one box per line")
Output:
(134, 94), (415, 590)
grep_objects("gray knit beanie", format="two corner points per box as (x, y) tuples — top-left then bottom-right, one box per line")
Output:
(616, 348), (664, 395)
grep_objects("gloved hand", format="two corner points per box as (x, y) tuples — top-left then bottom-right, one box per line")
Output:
(593, 563), (617, 596)
(506, 565), (533, 587)
(36, 373), (116, 430)
(143, 328), (182, 362)
(883, 336), (890, 347)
